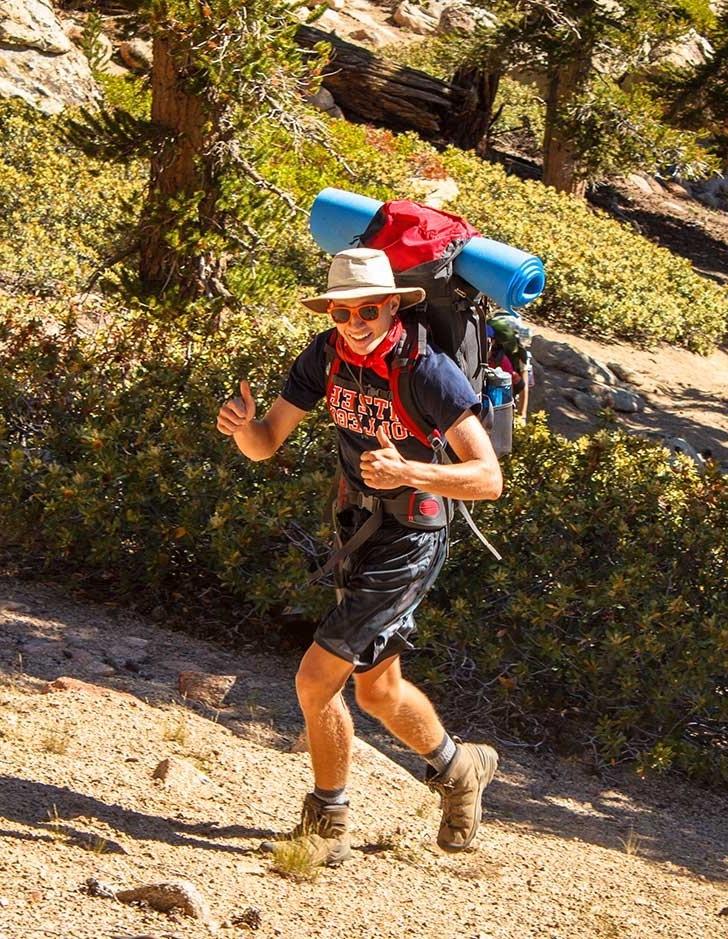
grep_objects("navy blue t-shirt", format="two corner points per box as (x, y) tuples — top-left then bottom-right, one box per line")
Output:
(281, 328), (481, 495)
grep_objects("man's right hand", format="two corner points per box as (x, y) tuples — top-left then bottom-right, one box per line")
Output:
(217, 380), (257, 437)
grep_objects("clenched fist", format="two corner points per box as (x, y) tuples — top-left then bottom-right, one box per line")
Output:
(217, 380), (256, 437)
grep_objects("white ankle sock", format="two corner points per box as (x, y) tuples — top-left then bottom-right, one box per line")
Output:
(424, 733), (457, 775)
(313, 786), (348, 806)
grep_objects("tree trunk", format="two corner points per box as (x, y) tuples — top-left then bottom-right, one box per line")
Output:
(443, 64), (502, 153)
(542, 58), (589, 197)
(138, 33), (229, 299)
(296, 26), (471, 141)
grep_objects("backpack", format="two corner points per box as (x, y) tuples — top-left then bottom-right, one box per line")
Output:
(488, 313), (529, 376)
(351, 200), (517, 462)
(358, 200), (488, 439)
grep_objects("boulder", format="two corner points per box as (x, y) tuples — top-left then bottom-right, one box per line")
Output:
(531, 335), (617, 385)
(663, 436), (705, 468)
(86, 878), (214, 923)
(152, 757), (213, 791)
(304, 86), (344, 119)
(625, 173), (654, 196)
(562, 389), (604, 415)
(0, 0), (99, 113)
(610, 387), (644, 412)
(437, 3), (497, 34)
(661, 29), (713, 71)
(393, 0), (441, 34)
(0, 0), (71, 54)
(607, 361), (642, 385)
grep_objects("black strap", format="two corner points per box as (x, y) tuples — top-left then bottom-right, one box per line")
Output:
(308, 503), (384, 585)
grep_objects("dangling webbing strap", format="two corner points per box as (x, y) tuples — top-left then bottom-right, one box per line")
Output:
(430, 437), (502, 562)
(308, 500), (384, 585)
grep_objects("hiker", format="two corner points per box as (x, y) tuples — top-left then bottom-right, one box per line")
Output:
(216, 247), (502, 866)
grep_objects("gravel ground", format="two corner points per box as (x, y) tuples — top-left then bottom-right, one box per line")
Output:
(0, 576), (726, 939)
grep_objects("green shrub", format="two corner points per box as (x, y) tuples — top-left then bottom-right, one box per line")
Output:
(0, 100), (145, 296)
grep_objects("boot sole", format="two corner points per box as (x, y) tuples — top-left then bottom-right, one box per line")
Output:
(438, 745), (499, 854)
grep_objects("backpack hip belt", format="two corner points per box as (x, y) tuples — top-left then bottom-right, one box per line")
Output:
(338, 484), (451, 532)
(308, 482), (450, 585)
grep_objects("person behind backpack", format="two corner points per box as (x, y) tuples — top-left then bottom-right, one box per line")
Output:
(487, 318), (529, 420)
(216, 247), (502, 867)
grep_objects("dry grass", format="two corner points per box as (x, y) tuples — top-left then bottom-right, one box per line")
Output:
(46, 803), (64, 841)
(270, 838), (321, 882)
(619, 826), (643, 856)
(79, 834), (110, 855)
(41, 720), (73, 754)
(161, 706), (191, 746)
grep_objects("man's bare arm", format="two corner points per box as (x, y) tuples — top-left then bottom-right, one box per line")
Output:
(217, 382), (308, 461)
(360, 411), (502, 501)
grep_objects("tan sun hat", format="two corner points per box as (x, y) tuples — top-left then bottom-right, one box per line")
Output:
(301, 247), (426, 314)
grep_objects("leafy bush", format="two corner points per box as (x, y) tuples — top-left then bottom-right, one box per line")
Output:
(0, 100), (145, 296)
(0, 299), (332, 621)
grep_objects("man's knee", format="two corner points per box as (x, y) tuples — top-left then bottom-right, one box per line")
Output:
(296, 652), (349, 715)
(355, 673), (402, 718)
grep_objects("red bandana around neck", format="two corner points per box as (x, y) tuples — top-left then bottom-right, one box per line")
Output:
(335, 317), (404, 380)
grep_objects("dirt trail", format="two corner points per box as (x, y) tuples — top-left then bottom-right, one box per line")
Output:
(0, 576), (726, 939)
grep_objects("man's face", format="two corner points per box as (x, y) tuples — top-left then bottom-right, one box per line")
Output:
(330, 294), (401, 356)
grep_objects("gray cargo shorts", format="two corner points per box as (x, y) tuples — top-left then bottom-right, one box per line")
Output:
(313, 506), (448, 673)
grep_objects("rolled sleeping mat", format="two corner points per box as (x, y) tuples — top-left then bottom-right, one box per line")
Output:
(309, 188), (383, 255)
(455, 237), (545, 313)
(309, 187), (546, 314)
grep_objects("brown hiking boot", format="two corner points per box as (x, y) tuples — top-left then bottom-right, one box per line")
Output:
(260, 793), (352, 867)
(426, 742), (498, 852)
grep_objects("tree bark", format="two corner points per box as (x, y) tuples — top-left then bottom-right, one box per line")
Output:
(139, 33), (229, 299)
(442, 64), (503, 153)
(296, 26), (472, 142)
(542, 57), (589, 197)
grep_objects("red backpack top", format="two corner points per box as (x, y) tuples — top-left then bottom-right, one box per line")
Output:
(362, 200), (480, 272)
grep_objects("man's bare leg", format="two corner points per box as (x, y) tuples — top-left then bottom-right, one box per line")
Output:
(353, 654), (444, 755)
(295, 642), (355, 789)
(354, 654), (498, 853)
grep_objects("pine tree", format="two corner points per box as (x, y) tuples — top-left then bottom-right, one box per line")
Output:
(665, 6), (728, 163)
(136, 0), (321, 302)
(68, 1), (325, 307)
(452, 0), (717, 195)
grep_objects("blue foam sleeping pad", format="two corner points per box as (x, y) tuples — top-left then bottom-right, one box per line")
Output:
(309, 187), (546, 314)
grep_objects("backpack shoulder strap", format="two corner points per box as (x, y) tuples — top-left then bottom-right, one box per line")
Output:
(389, 317), (443, 450)
(324, 329), (342, 398)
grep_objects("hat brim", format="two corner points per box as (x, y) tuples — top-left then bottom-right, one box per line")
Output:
(300, 285), (426, 315)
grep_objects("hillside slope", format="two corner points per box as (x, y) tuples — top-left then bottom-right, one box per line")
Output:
(1, 576), (726, 939)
